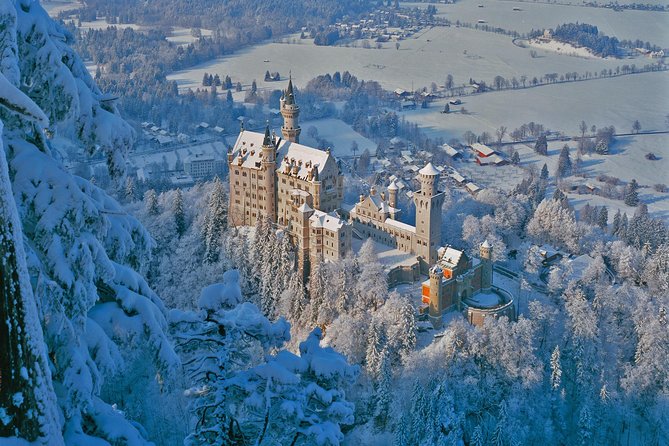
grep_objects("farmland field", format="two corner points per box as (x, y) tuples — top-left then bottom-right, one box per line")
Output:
(399, 70), (669, 140)
(166, 26), (654, 98)
(406, 0), (669, 47)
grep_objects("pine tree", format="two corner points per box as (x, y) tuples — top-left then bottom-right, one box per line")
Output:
(597, 206), (608, 229)
(203, 178), (227, 262)
(619, 213), (628, 240)
(578, 403), (593, 446)
(125, 176), (136, 202)
(173, 188), (186, 236)
(365, 321), (386, 380)
(540, 163), (549, 180)
(611, 209), (621, 236)
(556, 145), (572, 178)
(534, 134), (548, 155)
(308, 257), (326, 326)
(471, 426), (484, 446)
(551, 345), (562, 389)
(226, 89), (233, 104)
(624, 179), (640, 206)
(374, 352), (392, 429)
(511, 150), (520, 165)
(0, 128), (63, 444)
(144, 189), (159, 215)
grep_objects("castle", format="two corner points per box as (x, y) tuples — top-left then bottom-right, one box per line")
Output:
(228, 79), (514, 325)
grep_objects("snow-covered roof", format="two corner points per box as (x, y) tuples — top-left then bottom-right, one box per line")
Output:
(297, 202), (313, 213)
(229, 130), (334, 180)
(384, 218), (416, 233)
(481, 240), (491, 249)
(449, 172), (466, 183)
(310, 210), (347, 231)
(439, 246), (465, 269)
(466, 182), (481, 193)
(442, 144), (460, 157)
(471, 143), (495, 156)
(419, 162), (440, 176)
(387, 179), (398, 191)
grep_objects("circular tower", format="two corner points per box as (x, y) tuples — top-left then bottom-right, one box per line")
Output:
(480, 240), (493, 291)
(280, 77), (301, 143)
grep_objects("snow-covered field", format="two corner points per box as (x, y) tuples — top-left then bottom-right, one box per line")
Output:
(165, 27), (214, 46)
(405, 0), (669, 47)
(525, 39), (601, 59)
(514, 133), (669, 221)
(166, 25), (640, 94)
(76, 19), (144, 32)
(300, 118), (377, 157)
(41, 0), (80, 16)
(399, 71), (669, 141)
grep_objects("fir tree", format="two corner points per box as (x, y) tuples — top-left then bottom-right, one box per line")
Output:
(611, 210), (621, 236)
(374, 352), (393, 429)
(144, 189), (159, 215)
(0, 129), (63, 444)
(551, 345), (562, 389)
(534, 134), (548, 155)
(540, 163), (549, 180)
(597, 206), (608, 229)
(511, 150), (520, 165)
(624, 179), (640, 206)
(203, 178), (227, 262)
(125, 176), (136, 202)
(556, 145), (572, 178)
(173, 188), (186, 236)
(365, 321), (386, 380)
(471, 426), (485, 446)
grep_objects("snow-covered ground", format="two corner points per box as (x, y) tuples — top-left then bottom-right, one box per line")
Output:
(300, 118), (377, 157)
(41, 0), (80, 16)
(400, 71), (669, 141)
(405, 0), (669, 48)
(75, 19), (144, 33)
(525, 39), (602, 59)
(515, 133), (669, 222)
(166, 25), (640, 94)
(352, 237), (417, 270)
(165, 27), (213, 46)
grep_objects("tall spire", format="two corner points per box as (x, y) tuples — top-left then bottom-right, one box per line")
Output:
(263, 122), (272, 147)
(285, 73), (295, 105)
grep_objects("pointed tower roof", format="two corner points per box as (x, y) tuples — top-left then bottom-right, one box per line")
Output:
(419, 162), (440, 176)
(388, 179), (398, 191)
(284, 74), (295, 105)
(263, 123), (272, 147)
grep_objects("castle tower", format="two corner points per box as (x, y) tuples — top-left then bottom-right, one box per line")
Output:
(414, 163), (445, 265)
(261, 124), (277, 223)
(480, 240), (493, 291)
(280, 76), (301, 143)
(387, 180), (398, 209)
(428, 265), (444, 327)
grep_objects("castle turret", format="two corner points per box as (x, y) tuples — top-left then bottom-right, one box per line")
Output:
(280, 75), (301, 143)
(414, 163), (445, 265)
(261, 124), (277, 223)
(480, 240), (493, 291)
(428, 265), (444, 327)
(387, 180), (398, 209)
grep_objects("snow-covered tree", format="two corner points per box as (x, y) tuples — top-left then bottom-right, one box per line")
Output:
(202, 177), (227, 262)
(1, 2), (178, 442)
(0, 119), (62, 444)
(624, 179), (640, 207)
(173, 187), (186, 236)
(144, 188), (159, 215)
(550, 346), (562, 390)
